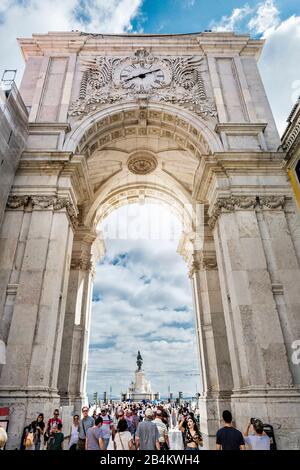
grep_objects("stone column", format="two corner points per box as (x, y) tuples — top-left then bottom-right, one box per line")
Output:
(189, 247), (233, 449)
(58, 229), (104, 415)
(209, 195), (300, 449)
(179, 223), (233, 449)
(0, 195), (75, 449)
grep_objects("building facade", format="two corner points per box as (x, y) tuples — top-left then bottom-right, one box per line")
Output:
(282, 95), (300, 209)
(0, 31), (300, 449)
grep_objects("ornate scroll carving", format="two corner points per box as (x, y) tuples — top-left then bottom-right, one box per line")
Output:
(70, 258), (93, 271)
(69, 49), (217, 121)
(5, 195), (79, 229)
(208, 197), (237, 230)
(188, 250), (218, 277)
(31, 196), (56, 209)
(233, 196), (257, 210)
(53, 198), (79, 228)
(208, 195), (286, 229)
(188, 259), (200, 278)
(6, 195), (29, 209)
(201, 258), (218, 271)
(258, 196), (285, 210)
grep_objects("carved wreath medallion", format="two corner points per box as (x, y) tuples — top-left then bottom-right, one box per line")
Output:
(127, 153), (158, 175)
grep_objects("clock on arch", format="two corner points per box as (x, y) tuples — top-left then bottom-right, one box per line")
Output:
(113, 55), (172, 93)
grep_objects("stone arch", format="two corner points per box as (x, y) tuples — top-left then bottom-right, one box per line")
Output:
(91, 182), (195, 234)
(85, 174), (197, 232)
(64, 101), (223, 157)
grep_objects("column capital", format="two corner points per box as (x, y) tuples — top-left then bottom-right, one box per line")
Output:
(188, 250), (218, 277)
(70, 256), (93, 272)
(208, 195), (286, 230)
(6, 194), (79, 229)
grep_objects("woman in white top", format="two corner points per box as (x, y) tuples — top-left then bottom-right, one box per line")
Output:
(244, 419), (270, 450)
(69, 415), (80, 450)
(114, 419), (133, 450)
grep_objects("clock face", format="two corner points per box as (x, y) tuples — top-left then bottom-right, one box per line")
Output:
(116, 63), (171, 92)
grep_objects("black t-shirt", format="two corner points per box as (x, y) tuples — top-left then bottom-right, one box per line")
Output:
(216, 426), (245, 450)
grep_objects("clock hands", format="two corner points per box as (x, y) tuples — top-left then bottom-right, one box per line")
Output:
(123, 69), (162, 82)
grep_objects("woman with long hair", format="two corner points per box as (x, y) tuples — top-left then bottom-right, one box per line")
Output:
(179, 416), (203, 450)
(68, 415), (80, 451)
(33, 413), (45, 450)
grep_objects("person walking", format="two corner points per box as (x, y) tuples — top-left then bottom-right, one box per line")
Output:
(135, 409), (160, 451)
(77, 406), (94, 450)
(68, 415), (80, 451)
(243, 419), (270, 450)
(100, 407), (115, 449)
(86, 417), (105, 450)
(154, 410), (169, 450)
(216, 410), (245, 450)
(113, 419), (133, 450)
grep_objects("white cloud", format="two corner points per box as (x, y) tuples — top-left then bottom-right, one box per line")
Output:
(210, 4), (252, 32)
(248, 0), (280, 36)
(0, 0), (142, 85)
(258, 14), (300, 135)
(211, 0), (300, 135)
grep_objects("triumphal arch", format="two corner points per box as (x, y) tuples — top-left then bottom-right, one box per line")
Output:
(0, 31), (300, 449)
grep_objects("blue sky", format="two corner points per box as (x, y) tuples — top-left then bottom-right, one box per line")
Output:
(131, 0), (299, 35)
(0, 0), (299, 397)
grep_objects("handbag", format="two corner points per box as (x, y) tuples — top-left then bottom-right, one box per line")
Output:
(24, 431), (34, 448)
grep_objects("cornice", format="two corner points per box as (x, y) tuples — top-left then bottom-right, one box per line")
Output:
(21, 150), (73, 161)
(17, 31), (263, 60)
(28, 122), (71, 132)
(193, 151), (288, 201)
(198, 35), (264, 59)
(213, 151), (286, 170)
(215, 122), (267, 133)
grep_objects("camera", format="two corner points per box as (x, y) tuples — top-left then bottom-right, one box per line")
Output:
(250, 417), (256, 425)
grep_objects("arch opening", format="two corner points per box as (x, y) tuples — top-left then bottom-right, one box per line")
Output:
(86, 201), (202, 402)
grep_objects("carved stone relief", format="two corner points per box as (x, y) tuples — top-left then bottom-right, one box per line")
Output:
(69, 48), (217, 120)
(127, 153), (158, 175)
(6, 195), (78, 228)
(208, 195), (286, 230)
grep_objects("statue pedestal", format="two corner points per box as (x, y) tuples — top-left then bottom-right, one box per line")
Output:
(127, 370), (155, 402)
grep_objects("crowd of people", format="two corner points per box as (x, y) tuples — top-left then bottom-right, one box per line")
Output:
(11, 401), (272, 451)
